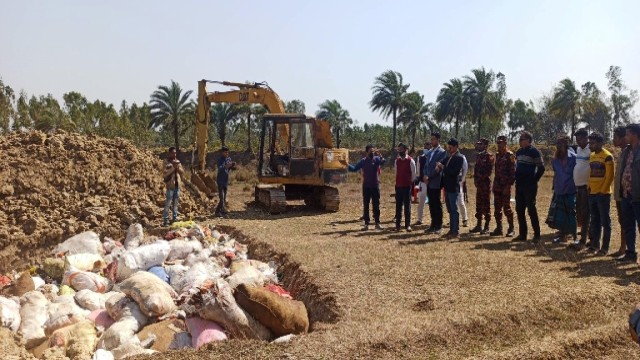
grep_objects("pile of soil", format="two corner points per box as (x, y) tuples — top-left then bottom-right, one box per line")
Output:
(0, 131), (211, 273)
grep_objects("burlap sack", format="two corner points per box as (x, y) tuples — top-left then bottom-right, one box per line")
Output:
(234, 283), (309, 336)
(5, 271), (35, 297)
(137, 318), (191, 351)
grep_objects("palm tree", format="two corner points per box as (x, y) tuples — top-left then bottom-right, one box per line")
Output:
(210, 103), (239, 148)
(398, 92), (433, 152)
(463, 67), (501, 140)
(149, 80), (195, 152)
(550, 78), (581, 139)
(316, 99), (353, 148)
(435, 78), (470, 139)
(370, 70), (410, 151)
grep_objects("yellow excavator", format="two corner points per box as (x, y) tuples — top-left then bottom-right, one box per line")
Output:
(191, 80), (349, 213)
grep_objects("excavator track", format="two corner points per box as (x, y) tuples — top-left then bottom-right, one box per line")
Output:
(320, 186), (340, 212)
(255, 186), (287, 214)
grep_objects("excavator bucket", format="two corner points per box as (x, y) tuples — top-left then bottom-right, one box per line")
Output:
(191, 171), (217, 198)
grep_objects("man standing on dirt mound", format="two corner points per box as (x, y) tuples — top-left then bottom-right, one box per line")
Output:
(163, 147), (184, 226)
(470, 138), (494, 235)
(394, 143), (417, 232)
(513, 131), (545, 243)
(346, 144), (385, 231)
(215, 146), (236, 217)
(490, 136), (516, 237)
(424, 132), (447, 234)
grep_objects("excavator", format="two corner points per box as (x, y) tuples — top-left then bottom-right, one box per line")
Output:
(191, 80), (349, 213)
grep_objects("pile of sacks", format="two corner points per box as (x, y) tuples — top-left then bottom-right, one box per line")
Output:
(0, 221), (309, 359)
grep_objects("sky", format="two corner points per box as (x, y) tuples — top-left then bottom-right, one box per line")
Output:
(1, 0), (639, 125)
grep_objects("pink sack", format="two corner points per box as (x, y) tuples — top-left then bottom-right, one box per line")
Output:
(185, 317), (227, 348)
(88, 309), (115, 330)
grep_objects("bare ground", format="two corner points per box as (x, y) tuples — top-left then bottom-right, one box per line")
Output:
(145, 175), (640, 359)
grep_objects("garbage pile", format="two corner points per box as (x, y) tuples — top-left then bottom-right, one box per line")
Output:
(0, 221), (309, 360)
(0, 131), (210, 274)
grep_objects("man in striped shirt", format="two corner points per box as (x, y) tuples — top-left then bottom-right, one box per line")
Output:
(513, 131), (545, 242)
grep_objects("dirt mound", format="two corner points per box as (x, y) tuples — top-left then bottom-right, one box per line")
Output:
(0, 131), (211, 273)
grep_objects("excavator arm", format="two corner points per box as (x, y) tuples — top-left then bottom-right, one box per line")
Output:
(194, 80), (286, 173)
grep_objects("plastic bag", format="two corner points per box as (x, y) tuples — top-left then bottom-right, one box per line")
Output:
(226, 263), (267, 290)
(59, 284), (75, 296)
(165, 264), (189, 290)
(93, 349), (115, 360)
(170, 220), (195, 229)
(52, 231), (104, 256)
(198, 279), (272, 340)
(48, 319), (97, 359)
(75, 289), (117, 311)
(171, 261), (223, 295)
(88, 309), (115, 331)
(98, 296), (148, 351)
(63, 268), (111, 293)
(185, 316), (226, 348)
(148, 266), (169, 283)
(0, 295), (21, 332)
(102, 237), (123, 255)
(117, 271), (177, 317)
(45, 301), (88, 335)
(184, 247), (213, 267)
(39, 284), (59, 302)
(31, 276), (45, 290)
(65, 253), (107, 272)
(111, 340), (156, 359)
(115, 241), (170, 281)
(19, 290), (49, 349)
(124, 223), (144, 250)
(167, 239), (203, 261)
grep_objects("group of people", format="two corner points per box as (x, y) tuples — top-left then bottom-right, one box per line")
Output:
(348, 125), (640, 263)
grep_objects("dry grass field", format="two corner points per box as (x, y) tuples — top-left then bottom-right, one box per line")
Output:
(149, 171), (640, 360)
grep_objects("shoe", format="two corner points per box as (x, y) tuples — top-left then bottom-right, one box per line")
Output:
(489, 228), (503, 237)
(406, 226), (413, 232)
(616, 254), (638, 262)
(414, 221), (423, 226)
(443, 223), (450, 228)
(395, 226), (401, 232)
(597, 250), (608, 256)
(480, 227), (490, 235)
(609, 250), (625, 258)
(362, 224), (369, 231)
(375, 223), (384, 230)
(425, 226), (436, 233)
(469, 225), (482, 233)
(532, 235), (541, 244)
(512, 235), (527, 242)
(163, 220), (169, 226)
(463, 220), (468, 227)
(552, 236), (566, 244)
(506, 227), (514, 237)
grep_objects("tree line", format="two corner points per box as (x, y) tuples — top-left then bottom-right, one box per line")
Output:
(0, 65), (636, 154)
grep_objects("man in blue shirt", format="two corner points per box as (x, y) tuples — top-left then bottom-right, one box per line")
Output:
(423, 132), (448, 234)
(215, 146), (236, 217)
(347, 144), (385, 231)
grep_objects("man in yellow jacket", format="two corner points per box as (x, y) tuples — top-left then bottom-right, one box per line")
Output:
(587, 132), (614, 255)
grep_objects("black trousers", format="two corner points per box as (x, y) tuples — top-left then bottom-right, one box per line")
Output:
(427, 187), (443, 229)
(216, 185), (228, 213)
(515, 182), (540, 237)
(395, 186), (411, 228)
(363, 187), (381, 225)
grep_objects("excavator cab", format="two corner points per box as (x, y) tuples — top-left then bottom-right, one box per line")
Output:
(192, 79), (348, 213)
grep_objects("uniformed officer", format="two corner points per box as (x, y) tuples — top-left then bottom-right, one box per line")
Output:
(470, 138), (494, 234)
(490, 135), (516, 237)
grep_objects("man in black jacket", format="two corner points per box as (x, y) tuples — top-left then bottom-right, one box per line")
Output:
(437, 138), (465, 239)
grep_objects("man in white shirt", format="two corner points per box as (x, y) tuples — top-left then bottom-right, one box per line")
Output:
(572, 128), (591, 247)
